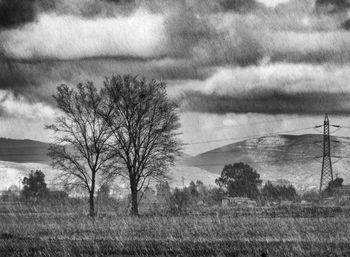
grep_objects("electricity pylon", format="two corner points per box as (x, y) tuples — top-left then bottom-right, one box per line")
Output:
(319, 113), (334, 193)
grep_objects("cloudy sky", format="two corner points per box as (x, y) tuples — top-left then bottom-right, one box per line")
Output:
(0, 0), (349, 155)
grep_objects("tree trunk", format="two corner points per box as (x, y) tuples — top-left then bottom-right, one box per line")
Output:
(89, 173), (96, 217)
(89, 191), (95, 217)
(130, 184), (139, 216)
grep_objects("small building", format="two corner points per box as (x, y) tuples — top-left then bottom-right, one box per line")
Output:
(334, 185), (350, 197)
(300, 200), (312, 206)
(322, 197), (336, 206)
(0, 190), (19, 202)
(197, 200), (205, 206)
(139, 187), (168, 213)
(280, 200), (293, 207)
(48, 191), (68, 200)
(334, 185), (350, 205)
(315, 0), (350, 14)
(222, 197), (257, 207)
(222, 198), (230, 207)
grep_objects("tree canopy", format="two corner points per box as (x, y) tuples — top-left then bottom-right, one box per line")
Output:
(216, 162), (262, 199)
(102, 75), (181, 215)
(22, 170), (48, 201)
(261, 181), (298, 202)
(47, 82), (115, 217)
(322, 177), (344, 197)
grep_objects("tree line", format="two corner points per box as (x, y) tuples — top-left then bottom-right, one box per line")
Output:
(7, 164), (343, 214)
(214, 162), (345, 204)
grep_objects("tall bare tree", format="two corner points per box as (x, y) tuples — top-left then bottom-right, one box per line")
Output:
(103, 75), (181, 215)
(46, 83), (114, 217)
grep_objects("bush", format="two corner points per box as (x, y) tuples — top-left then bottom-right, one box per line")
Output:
(261, 181), (298, 203)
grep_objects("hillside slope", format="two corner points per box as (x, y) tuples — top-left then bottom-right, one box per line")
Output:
(183, 134), (350, 191)
(0, 138), (50, 164)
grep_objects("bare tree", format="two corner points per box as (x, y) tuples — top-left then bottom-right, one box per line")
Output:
(103, 75), (181, 216)
(46, 83), (114, 217)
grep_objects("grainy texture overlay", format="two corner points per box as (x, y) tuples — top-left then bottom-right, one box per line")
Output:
(0, 0), (350, 256)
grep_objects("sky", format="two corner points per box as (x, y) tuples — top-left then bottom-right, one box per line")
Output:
(0, 0), (350, 155)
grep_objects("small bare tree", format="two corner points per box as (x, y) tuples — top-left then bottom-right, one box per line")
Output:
(103, 75), (181, 216)
(46, 83), (114, 217)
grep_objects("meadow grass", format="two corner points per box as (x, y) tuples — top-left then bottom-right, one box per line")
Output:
(1, 206), (350, 256)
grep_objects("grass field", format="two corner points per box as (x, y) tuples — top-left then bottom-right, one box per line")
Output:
(1, 206), (350, 257)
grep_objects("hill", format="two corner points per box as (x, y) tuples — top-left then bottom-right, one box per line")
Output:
(0, 138), (50, 164)
(182, 134), (350, 191)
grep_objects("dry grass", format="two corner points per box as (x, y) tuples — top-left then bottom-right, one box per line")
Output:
(1, 207), (350, 256)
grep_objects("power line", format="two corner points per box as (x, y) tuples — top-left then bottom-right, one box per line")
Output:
(196, 147), (321, 156)
(179, 155), (350, 169)
(179, 156), (318, 167)
(185, 126), (318, 146)
(201, 139), (328, 152)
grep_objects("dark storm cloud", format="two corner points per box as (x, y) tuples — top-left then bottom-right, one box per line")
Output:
(0, 61), (32, 89)
(0, 60), (70, 104)
(0, 0), (135, 30)
(0, 57), (210, 103)
(0, 0), (266, 31)
(49, 0), (135, 17)
(164, 8), (216, 58)
(0, 0), (349, 118)
(169, 63), (350, 114)
(270, 48), (350, 64)
(0, 61), (51, 103)
(219, 0), (263, 12)
(266, 30), (350, 64)
(316, 0), (350, 12)
(0, 0), (36, 29)
(178, 90), (350, 115)
(342, 19), (350, 30)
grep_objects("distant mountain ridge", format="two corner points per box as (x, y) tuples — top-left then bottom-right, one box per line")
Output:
(0, 138), (50, 164)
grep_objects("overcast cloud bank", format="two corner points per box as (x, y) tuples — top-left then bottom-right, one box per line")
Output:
(0, 0), (349, 151)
